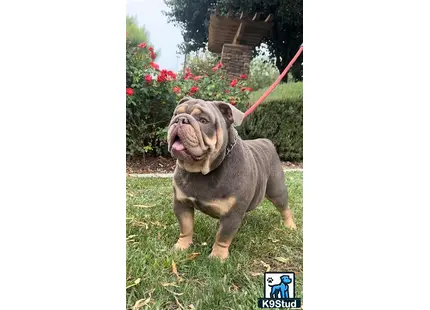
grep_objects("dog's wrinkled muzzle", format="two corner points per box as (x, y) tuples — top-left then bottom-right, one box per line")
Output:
(167, 114), (206, 160)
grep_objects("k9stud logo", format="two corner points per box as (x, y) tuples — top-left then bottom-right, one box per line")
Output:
(258, 272), (301, 309)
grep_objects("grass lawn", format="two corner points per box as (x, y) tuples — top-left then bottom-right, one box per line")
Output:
(126, 171), (303, 309)
(249, 82), (303, 103)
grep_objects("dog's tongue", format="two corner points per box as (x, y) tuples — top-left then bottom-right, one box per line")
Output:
(172, 141), (185, 151)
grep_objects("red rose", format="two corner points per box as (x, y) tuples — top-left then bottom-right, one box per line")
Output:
(193, 76), (202, 81)
(190, 86), (199, 93)
(167, 71), (177, 80)
(126, 88), (134, 96)
(240, 73), (247, 79)
(150, 62), (159, 70)
(137, 42), (147, 49)
(184, 68), (193, 80)
(149, 46), (154, 52)
(159, 70), (176, 81)
(150, 51), (156, 60)
(173, 86), (181, 94)
(157, 74), (167, 82)
(241, 87), (252, 92)
(145, 75), (152, 83)
(230, 79), (238, 87)
(211, 62), (224, 71)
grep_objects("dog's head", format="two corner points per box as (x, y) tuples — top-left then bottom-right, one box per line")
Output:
(280, 275), (292, 284)
(167, 97), (244, 175)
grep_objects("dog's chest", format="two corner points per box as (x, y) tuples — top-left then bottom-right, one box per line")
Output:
(173, 175), (236, 218)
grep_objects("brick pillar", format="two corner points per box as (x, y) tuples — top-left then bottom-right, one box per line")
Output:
(220, 44), (253, 81)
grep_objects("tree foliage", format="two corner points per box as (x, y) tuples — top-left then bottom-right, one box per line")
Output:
(126, 16), (151, 46)
(184, 47), (280, 91)
(184, 49), (221, 77)
(164, 0), (302, 81)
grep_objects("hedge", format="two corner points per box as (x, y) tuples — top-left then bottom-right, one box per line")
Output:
(238, 96), (303, 162)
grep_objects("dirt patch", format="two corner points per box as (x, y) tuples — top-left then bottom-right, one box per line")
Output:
(126, 156), (177, 174)
(127, 156), (302, 174)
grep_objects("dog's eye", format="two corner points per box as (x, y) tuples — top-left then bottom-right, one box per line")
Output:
(199, 118), (209, 124)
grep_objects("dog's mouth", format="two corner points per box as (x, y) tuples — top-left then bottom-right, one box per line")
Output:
(171, 135), (185, 152)
(170, 130), (206, 162)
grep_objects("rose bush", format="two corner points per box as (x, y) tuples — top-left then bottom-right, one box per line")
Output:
(126, 34), (253, 158)
(172, 63), (252, 112)
(126, 35), (177, 157)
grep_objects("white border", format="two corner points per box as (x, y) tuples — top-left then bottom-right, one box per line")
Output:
(305, 0), (430, 309)
(0, 0), (125, 309)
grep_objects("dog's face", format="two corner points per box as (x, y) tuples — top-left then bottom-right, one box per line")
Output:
(280, 275), (292, 284)
(167, 97), (244, 175)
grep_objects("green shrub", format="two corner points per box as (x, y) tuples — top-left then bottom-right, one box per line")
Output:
(174, 63), (252, 106)
(247, 57), (280, 91)
(238, 83), (303, 162)
(249, 82), (303, 102)
(126, 36), (178, 157)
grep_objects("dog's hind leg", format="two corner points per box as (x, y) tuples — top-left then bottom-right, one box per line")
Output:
(265, 168), (296, 229)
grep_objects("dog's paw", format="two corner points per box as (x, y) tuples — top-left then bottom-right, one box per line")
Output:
(283, 219), (297, 230)
(208, 245), (229, 261)
(173, 239), (192, 251)
(208, 251), (229, 261)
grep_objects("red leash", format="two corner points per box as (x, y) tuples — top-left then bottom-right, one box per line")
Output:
(243, 44), (303, 119)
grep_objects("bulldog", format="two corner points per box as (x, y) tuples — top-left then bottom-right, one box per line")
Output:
(167, 97), (296, 260)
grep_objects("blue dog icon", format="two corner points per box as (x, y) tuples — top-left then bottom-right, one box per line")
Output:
(269, 275), (292, 298)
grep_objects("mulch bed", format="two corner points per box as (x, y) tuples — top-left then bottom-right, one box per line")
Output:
(127, 156), (303, 174)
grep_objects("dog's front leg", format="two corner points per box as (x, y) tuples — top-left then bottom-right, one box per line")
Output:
(209, 211), (243, 260)
(173, 200), (194, 251)
(281, 287), (286, 299)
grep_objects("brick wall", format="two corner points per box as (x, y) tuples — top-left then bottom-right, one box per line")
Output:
(220, 44), (253, 81)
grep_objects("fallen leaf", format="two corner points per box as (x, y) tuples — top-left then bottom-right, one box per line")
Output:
(249, 272), (263, 277)
(133, 221), (149, 229)
(274, 257), (289, 263)
(133, 297), (150, 309)
(260, 260), (271, 272)
(188, 304), (195, 309)
(134, 204), (154, 208)
(201, 242), (207, 246)
(172, 260), (181, 280)
(126, 277), (141, 289)
(161, 282), (180, 287)
(150, 221), (167, 229)
(163, 287), (184, 296)
(157, 232), (161, 240)
(230, 283), (240, 292)
(174, 296), (185, 310)
(186, 252), (201, 260)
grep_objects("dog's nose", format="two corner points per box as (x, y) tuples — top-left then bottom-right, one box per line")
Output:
(176, 115), (189, 124)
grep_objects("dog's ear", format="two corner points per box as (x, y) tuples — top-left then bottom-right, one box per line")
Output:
(177, 96), (193, 106)
(213, 101), (244, 127)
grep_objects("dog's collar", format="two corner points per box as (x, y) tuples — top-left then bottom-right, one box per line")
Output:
(225, 130), (238, 157)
